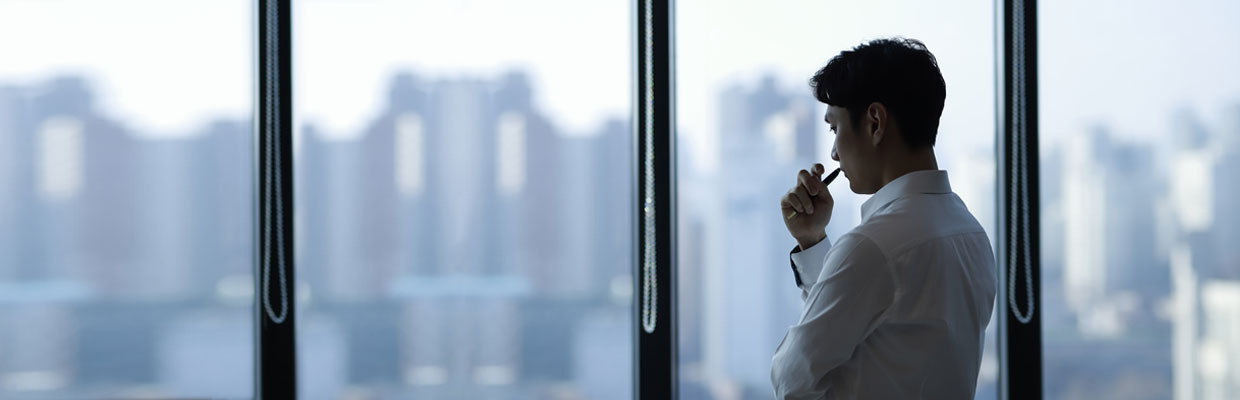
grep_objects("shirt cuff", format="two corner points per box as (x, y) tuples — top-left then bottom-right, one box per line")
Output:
(789, 235), (832, 289)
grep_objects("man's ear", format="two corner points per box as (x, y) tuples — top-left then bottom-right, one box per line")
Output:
(866, 102), (887, 147)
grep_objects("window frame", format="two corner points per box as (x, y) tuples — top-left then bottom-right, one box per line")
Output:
(995, 0), (1043, 398)
(248, 0), (1042, 398)
(634, 0), (678, 398)
(255, 0), (297, 397)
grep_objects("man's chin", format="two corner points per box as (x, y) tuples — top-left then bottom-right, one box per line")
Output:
(849, 180), (877, 195)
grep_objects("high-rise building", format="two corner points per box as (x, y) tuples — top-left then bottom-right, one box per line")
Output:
(1197, 280), (1240, 400)
(299, 125), (369, 299)
(0, 75), (255, 396)
(1061, 126), (1164, 337)
(1061, 129), (1110, 319)
(591, 118), (633, 293)
(0, 86), (21, 281)
(708, 76), (820, 389)
(187, 119), (253, 293)
(1208, 111), (1240, 280)
(1166, 107), (1240, 400)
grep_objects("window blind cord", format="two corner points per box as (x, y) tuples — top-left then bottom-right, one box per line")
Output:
(1008, 0), (1035, 325)
(262, 0), (289, 325)
(640, 0), (657, 335)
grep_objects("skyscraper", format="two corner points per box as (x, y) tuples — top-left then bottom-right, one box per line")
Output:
(708, 76), (819, 389)
(1198, 281), (1240, 400)
(1061, 126), (1164, 337)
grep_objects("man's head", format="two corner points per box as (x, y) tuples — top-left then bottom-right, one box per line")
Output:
(810, 37), (946, 194)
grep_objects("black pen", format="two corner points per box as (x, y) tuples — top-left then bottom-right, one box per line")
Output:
(785, 167), (842, 220)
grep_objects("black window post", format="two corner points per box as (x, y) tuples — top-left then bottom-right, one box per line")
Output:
(996, 0), (1042, 398)
(634, 0), (677, 398)
(256, 0), (296, 397)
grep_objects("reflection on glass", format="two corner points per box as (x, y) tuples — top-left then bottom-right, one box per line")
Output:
(1039, 1), (1240, 399)
(0, 1), (253, 398)
(676, 1), (997, 398)
(294, 0), (633, 398)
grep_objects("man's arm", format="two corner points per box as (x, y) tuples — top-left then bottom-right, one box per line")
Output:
(788, 235), (832, 300)
(771, 233), (895, 399)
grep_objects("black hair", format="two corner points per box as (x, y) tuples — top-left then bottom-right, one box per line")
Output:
(810, 37), (946, 148)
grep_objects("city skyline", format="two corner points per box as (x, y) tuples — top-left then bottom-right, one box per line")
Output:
(2, 0), (1239, 399)
(2, 67), (1239, 399)
(7, 0), (1239, 172)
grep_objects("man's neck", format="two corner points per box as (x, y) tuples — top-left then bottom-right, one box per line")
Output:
(879, 148), (939, 188)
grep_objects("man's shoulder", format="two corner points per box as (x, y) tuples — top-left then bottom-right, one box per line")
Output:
(852, 193), (987, 255)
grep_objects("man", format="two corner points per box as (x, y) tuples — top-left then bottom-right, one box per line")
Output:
(772, 37), (997, 399)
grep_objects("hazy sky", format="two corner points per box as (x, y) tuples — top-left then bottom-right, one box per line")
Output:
(1, 0), (1237, 163)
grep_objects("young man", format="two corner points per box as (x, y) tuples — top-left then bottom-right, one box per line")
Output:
(772, 38), (997, 399)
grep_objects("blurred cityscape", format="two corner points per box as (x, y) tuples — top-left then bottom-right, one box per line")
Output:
(295, 71), (633, 399)
(0, 71), (1237, 400)
(0, 72), (635, 399)
(1040, 108), (1240, 399)
(0, 76), (253, 398)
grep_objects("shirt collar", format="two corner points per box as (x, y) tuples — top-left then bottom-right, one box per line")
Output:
(860, 169), (953, 221)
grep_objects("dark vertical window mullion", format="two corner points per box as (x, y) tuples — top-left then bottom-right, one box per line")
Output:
(256, 0), (296, 398)
(996, 0), (1042, 398)
(634, 0), (677, 398)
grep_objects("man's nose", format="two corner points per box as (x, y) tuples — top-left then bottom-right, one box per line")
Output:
(831, 143), (840, 161)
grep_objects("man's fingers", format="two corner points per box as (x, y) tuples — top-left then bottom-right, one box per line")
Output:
(813, 186), (834, 208)
(797, 169), (813, 184)
(793, 185), (814, 214)
(797, 169), (820, 197)
(799, 168), (830, 197)
(810, 164), (828, 194)
(782, 191), (804, 214)
(790, 165), (832, 217)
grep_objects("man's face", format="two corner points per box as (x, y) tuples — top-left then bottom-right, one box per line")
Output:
(827, 104), (881, 194)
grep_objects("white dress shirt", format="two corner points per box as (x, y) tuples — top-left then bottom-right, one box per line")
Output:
(771, 170), (997, 400)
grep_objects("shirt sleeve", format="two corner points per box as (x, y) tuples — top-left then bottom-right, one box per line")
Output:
(789, 235), (832, 300)
(771, 233), (896, 400)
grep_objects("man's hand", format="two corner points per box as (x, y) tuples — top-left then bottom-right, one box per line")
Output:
(781, 163), (833, 250)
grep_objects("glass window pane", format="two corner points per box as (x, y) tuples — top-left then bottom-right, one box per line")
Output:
(0, 1), (254, 398)
(676, 1), (997, 398)
(293, 1), (632, 398)
(1040, 1), (1240, 398)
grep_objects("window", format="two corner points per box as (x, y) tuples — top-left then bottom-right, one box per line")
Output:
(675, 1), (998, 398)
(293, 0), (633, 397)
(16, 1), (1215, 398)
(1039, 0), (1240, 398)
(0, 1), (253, 398)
